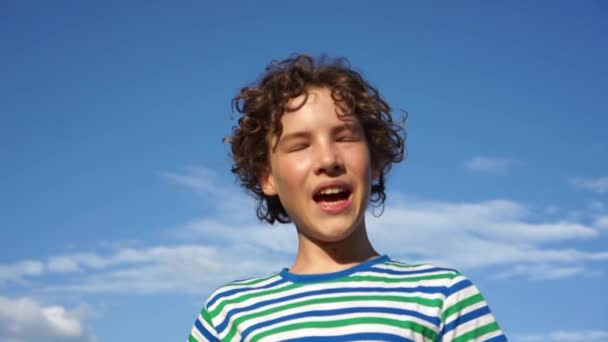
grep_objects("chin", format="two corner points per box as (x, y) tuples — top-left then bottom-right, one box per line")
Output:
(310, 222), (360, 244)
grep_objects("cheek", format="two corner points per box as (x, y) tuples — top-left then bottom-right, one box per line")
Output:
(352, 147), (373, 178)
(275, 154), (311, 187)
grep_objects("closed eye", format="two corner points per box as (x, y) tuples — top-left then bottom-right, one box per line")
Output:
(287, 143), (309, 152)
(337, 135), (361, 142)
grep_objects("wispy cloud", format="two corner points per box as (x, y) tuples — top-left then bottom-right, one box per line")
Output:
(2, 167), (606, 295)
(2, 198), (605, 293)
(161, 166), (255, 221)
(568, 176), (608, 194)
(587, 201), (605, 212)
(161, 166), (223, 197)
(0, 296), (95, 342)
(512, 330), (608, 342)
(594, 215), (608, 229)
(464, 156), (518, 174)
(0, 243), (287, 294)
(367, 198), (606, 279)
(0, 260), (44, 284)
(491, 264), (592, 281)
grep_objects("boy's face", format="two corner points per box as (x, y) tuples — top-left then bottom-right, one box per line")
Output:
(260, 87), (373, 244)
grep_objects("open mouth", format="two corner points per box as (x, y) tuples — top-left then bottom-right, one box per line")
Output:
(312, 186), (352, 204)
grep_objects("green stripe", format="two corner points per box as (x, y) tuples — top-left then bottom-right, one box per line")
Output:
(384, 261), (425, 268)
(453, 321), (501, 342)
(224, 294), (443, 340)
(342, 272), (457, 283)
(229, 273), (279, 286)
(250, 317), (437, 342)
(211, 272), (455, 317)
(209, 283), (302, 317)
(442, 293), (485, 322)
(201, 308), (215, 328)
(188, 334), (198, 342)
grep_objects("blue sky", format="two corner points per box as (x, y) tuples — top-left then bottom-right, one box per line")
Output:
(1, 1), (607, 341)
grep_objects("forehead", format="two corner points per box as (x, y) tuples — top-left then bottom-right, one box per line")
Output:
(266, 87), (366, 153)
(279, 87), (358, 131)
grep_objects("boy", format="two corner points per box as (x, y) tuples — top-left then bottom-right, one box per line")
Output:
(188, 54), (506, 341)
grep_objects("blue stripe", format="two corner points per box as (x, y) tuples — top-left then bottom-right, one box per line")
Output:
(240, 306), (440, 340)
(444, 278), (473, 297)
(216, 285), (447, 333)
(280, 255), (391, 283)
(283, 332), (414, 342)
(194, 317), (219, 342)
(484, 334), (508, 342)
(442, 305), (491, 334)
(369, 266), (457, 276)
(207, 278), (286, 308)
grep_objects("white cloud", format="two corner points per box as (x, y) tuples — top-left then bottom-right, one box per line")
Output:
(513, 330), (608, 342)
(569, 176), (608, 193)
(161, 166), (222, 196)
(491, 264), (590, 280)
(1, 198), (606, 293)
(588, 201), (605, 211)
(179, 218), (296, 254)
(378, 199), (597, 243)
(38, 244), (288, 294)
(544, 205), (559, 215)
(365, 198), (606, 277)
(161, 166), (255, 221)
(2, 169), (606, 295)
(0, 296), (95, 342)
(594, 215), (608, 229)
(47, 257), (81, 273)
(464, 156), (518, 174)
(0, 261), (44, 284)
(0, 207), (604, 295)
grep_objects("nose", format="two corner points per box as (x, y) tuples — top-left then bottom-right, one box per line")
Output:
(313, 140), (344, 176)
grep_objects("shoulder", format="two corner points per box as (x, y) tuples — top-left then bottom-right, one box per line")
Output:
(375, 258), (486, 301)
(202, 271), (285, 313)
(376, 258), (463, 285)
(382, 260), (506, 340)
(188, 272), (285, 341)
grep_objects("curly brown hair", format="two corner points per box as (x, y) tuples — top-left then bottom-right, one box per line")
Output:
(229, 54), (406, 224)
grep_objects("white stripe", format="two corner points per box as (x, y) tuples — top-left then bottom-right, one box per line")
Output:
(217, 273), (452, 311)
(213, 275), (450, 327)
(443, 312), (496, 341)
(230, 299), (441, 339)
(356, 269), (458, 280)
(209, 280), (292, 315)
(206, 275), (284, 311)
(259, 322), (435, 342)
(382, 261), (438, 270)
(443, 283), (483, 324)
(476, 328), (504, 341)
(190, 322), (205, 341)
(216, 288), (444, 334)
(248, 311), (436, 340)
(197, 313), (216, 337)
(376, 262), (451, 273)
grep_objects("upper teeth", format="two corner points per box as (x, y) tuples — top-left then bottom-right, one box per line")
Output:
(319, 187), (345, 195)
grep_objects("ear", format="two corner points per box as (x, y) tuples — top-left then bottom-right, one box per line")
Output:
(259, 169), (278, 196)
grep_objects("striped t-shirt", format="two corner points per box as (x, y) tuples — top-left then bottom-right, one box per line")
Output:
(189, 255), (506, 342)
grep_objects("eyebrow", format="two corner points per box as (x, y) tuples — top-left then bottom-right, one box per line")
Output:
(278, 122), (360, 146)
(277, 131), (311, 147)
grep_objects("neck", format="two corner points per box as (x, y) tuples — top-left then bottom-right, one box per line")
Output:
(289, 222), (379, 274)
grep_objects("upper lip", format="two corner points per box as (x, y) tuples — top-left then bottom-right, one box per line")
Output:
(312, 180), (353, 197)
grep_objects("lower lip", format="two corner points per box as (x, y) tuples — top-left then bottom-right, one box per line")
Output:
(315, 193), (352, 214)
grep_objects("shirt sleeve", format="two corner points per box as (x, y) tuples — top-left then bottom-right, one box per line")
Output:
(188, 306), (220, 342)
(438, 273), (507, 342)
